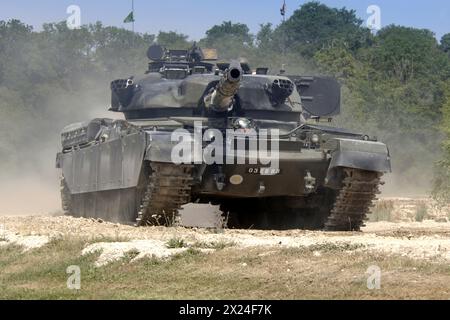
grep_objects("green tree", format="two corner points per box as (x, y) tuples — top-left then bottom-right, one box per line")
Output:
(280, 1), (371, 57)
(0, 19), (33, 86)
(313, 24), (450, 192)
(256, 23), (274, 51)
(203, 21), (253, 46)
(368, 25), (449, 83)
(199, 22), (254, 61)
(90, 22), (154, 74)
(156, 31), (190, 49)
(314, 43), (360, 80)
(441, 33), (450, 53)
(433, 80), (450, 202)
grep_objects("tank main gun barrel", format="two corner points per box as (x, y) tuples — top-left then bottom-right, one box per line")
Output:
(205, 61), (243, 112)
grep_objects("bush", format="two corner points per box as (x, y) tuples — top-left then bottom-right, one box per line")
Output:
(166, 238), (185, 249)
(369, 200), (394, 222)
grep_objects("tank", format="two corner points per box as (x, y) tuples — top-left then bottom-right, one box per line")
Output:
(56, 44), (391, 231)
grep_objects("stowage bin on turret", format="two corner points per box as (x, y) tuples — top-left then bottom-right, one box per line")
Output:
(56, 43), (391, 231)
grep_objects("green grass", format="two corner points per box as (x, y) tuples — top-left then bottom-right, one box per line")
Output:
(165, 237), (186, 249)
(122, 249), (140, 261)
(1, 237), (450, 299)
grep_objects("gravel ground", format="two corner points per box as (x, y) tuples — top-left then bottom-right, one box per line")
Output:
(2, 215), (450, 266)
(0, 227), (50, 251)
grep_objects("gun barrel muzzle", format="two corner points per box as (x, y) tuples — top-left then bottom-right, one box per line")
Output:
(207, 61), (243, 112)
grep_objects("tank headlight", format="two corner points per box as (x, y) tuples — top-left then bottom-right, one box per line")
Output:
(235, 118), (251, 129)
(311, 134), (320, 144)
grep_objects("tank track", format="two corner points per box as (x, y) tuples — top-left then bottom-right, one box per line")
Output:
(135, 163), (193, 227)
(324, 168), (382, 231)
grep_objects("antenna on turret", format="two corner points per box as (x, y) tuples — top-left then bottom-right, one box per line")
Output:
(280, 0), (287, 74)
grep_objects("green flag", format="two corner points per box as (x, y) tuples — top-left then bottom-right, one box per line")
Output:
(124, 11), (134, 23)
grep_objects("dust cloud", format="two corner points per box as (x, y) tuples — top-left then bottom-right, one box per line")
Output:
(0, 97), (118, 215)
(382, 173), (432, 198)
(0, 174), (59, 215)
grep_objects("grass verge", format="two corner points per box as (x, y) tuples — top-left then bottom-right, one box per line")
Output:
(1, 237), (450, 299)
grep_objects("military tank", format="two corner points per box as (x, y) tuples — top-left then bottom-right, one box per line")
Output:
(56, 44), (391, 231)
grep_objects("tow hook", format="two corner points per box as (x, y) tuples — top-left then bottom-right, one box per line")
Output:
(214, 173), (226, 191)
(258, 181), (266, 194)
(304, 171), (316, 194)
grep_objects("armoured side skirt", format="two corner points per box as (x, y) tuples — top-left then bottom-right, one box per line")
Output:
(70, 188), (140, 224)
(58, 132), (147, 194)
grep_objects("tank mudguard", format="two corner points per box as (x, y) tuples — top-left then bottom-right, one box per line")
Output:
(328, 138), (391, 173)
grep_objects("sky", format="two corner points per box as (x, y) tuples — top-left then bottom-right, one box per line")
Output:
(0, 0), (449, 41)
